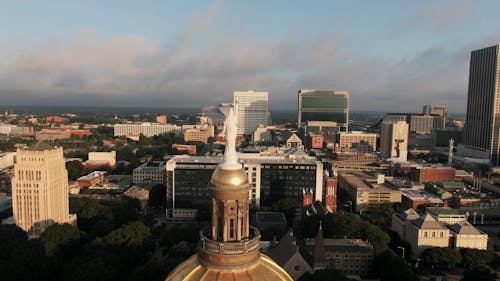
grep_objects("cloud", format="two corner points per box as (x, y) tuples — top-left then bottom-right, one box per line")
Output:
(0, 1), (488, 113)
(397, 0), (476, 31)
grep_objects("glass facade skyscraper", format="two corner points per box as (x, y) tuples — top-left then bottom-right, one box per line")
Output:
(297, 90), (349, 132)
(463, 45), (500, 164)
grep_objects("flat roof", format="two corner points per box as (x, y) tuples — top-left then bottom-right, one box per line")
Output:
(427, 207), (466, 217)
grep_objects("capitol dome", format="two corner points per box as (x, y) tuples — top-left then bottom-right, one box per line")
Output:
(166, 251), (292, 280)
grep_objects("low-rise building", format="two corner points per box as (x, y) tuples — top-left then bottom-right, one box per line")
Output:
(114, 123), (182, 137)
(303, 228), (374, 277)
(0, 152), (16, 170)
(392, 208), (488, 256)
(133, 161), (166, 185)
(412, 166), (456, 182)
(305, 133), (324, 149)
(286, 133), (303, 148)
(392, 211), (450, 256)
(338, 173), (402, 210)
(338, 131), (377, 151)
(172, 144), (197, 155)
(402, 188), (443, 209)
(71, 129), (91, 137)
(83, 151), (116, 168)
(156, 115), (168, 124)
(305, 121), (339, 146)
(35, 129), (71, 141)
(183, 125), (214, 143)
(268, 231), (313, 280)
(76, 171), (107, 188)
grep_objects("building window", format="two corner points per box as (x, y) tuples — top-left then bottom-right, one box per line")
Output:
(440, 232), (444, 238)
(432, 232), (436, 237)
(423, 232), (428, 238)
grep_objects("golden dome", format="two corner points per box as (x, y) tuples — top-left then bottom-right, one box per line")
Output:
(165, 253), (293, 281)
(210, 166), (248, 188)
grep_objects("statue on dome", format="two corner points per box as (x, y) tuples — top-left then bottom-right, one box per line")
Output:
(221, 108), (240, 169)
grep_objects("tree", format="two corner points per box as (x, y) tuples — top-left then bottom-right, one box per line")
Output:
(41, 223), (81, 256)
(461, 248), (494, 270)
(421, 247), (461, 270)
(271, 198), (299, 226)
(298, 269), (351, 281)
(372, 250), (418, 281)
(169, 241), (194, 258)
(462, 264), (497, 281)
(66, 160), (84, 180)
(93, 221), (150, 247)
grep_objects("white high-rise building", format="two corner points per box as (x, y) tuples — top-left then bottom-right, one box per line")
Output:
(380, 121), (409, 162)
(12, 143), (76, 237)
(234, 91), (269, 135)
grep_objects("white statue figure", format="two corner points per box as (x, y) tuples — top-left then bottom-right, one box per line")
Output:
(221, 108), (240, 169)
(448, 138), (454, 165)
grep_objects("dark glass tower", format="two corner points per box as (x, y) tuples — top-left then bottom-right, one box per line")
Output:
(464, 45), (500, 164)
(297, 90), (349, 132)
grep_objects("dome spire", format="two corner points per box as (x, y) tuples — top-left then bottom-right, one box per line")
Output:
(221, 108), (241, 170)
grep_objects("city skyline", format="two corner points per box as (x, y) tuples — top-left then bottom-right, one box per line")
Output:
(1, 1), (500, 112)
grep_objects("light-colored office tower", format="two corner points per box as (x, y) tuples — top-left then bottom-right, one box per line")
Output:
(298, 90), (349, 132)
(380, 121), (409, 162)
(410, 115), (435, 134)
(423, 104), (448, 128)
(463, 45), (500, 164)
(233, 91), (269, 135)
(113, 123), (182, 137)
(12, 143), (76, 237)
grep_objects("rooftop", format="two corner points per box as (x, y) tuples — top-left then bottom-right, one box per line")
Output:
(402, 189), (443, 203)
(427, 207), (466, 217)
(26, 141), (55, 151)
(304, 238), (373, 253)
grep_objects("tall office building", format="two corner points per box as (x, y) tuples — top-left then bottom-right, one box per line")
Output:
(12, 142), (76, 236)
(423, 104), (448, 128)
(463, 45), (500, 164)
(298, 90), (349, 132)
(234, 91), (269, 135)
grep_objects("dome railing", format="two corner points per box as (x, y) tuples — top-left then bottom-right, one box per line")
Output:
(199, 226), (261, 255)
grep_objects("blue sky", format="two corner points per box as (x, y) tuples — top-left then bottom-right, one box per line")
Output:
(0, 0), (500, 112)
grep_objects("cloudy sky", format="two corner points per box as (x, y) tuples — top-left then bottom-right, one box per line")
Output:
(0, 0), (500, 113)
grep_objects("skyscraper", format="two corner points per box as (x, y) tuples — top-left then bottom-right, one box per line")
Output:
(297, 90), (349, 132)
(423, 104), (448, 128)
(166, 109), (292, 281)
(234, 91), (269, 135)
(463, 45), (500, 164)
(12, 142), (76, 236)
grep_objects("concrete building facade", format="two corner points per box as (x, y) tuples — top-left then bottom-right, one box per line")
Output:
(338, 173), (402, 210)
(338, 131), (377, 151)
(166, 153), (323, 208)
(133, 161), (166, 184)
(234, 91), (269, 135)
(183, 125), (214, 143)
(380, 121), (409, 162)
(114, 123), (182, 137)
(12, 143), (76, 236)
